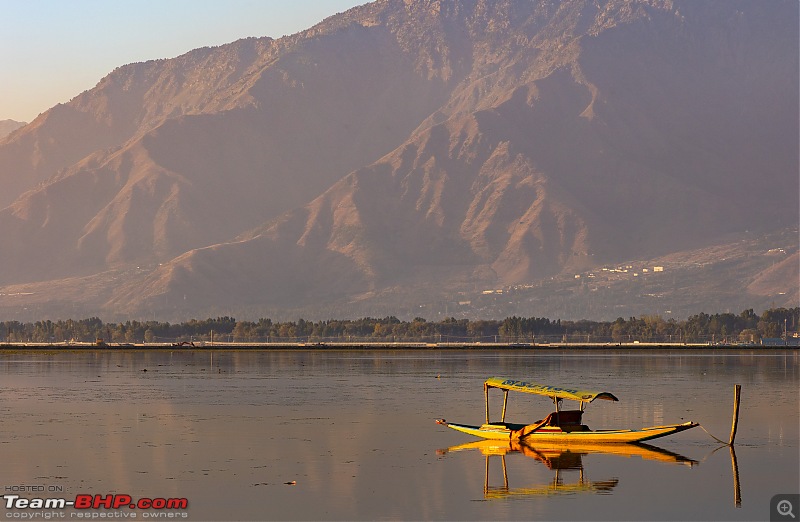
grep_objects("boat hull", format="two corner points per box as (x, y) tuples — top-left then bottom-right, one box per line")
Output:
(440, 420), (698, 443)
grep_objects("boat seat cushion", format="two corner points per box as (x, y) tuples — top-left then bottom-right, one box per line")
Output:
(543, 410), (583, 426)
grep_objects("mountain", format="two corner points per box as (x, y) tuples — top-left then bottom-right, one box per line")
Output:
(0, 120), (26, 140)
(0, 0), (797, 322)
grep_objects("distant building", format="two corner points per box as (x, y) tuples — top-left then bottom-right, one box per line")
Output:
(653, 266), (664, 272)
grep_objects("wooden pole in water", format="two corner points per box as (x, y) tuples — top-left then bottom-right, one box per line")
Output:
(728, 384), (741, 446)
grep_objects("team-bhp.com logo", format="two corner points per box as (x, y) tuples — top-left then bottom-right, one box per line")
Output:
(3, 494), (188, 518)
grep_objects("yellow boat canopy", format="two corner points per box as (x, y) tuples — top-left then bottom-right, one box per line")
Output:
(485, 377), (619, 403)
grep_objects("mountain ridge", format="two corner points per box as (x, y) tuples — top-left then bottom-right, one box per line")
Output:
(0, 120), (26, 140)
(0, 0), (796, 321)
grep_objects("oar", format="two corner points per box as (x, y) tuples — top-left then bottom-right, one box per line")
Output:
(513, 416), (551, 440)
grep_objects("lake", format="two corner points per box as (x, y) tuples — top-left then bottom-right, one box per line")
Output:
(0, 349), (797, 520)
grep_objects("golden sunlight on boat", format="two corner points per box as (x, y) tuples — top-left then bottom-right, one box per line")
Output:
(436, 377), (699, 443)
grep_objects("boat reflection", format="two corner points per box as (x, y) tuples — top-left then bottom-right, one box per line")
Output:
(438, 440), (697, 499)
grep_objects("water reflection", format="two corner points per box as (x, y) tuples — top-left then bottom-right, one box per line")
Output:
(0, 349), (795, 520)
(438, 440), (696, 500)
(725, 445), (742, 508)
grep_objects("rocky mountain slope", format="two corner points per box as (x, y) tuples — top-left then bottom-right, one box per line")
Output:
(0, 0), (797, 321)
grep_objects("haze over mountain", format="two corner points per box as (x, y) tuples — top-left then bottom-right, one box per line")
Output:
(0, 0), (797, 322)
(0, 120), (26, 140)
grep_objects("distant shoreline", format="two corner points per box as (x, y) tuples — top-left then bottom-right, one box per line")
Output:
(1, 341), (796, 350)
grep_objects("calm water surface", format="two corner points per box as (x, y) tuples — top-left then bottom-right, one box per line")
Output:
(0, 349), (797, 521)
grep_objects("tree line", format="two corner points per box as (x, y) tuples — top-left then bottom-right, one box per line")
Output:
(1, 307), (797, 345)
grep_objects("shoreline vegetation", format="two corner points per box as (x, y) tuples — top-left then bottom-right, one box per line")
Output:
(1, 307), (797, 348)
(1, 341), (797, 350)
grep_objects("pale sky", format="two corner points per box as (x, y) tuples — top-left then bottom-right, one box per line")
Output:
(1, 0), (368, 123)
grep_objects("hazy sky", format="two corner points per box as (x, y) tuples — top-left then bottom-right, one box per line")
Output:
(2, 0), (367, 123)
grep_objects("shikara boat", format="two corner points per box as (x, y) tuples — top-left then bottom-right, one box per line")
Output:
(436, 377), (698, 443)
